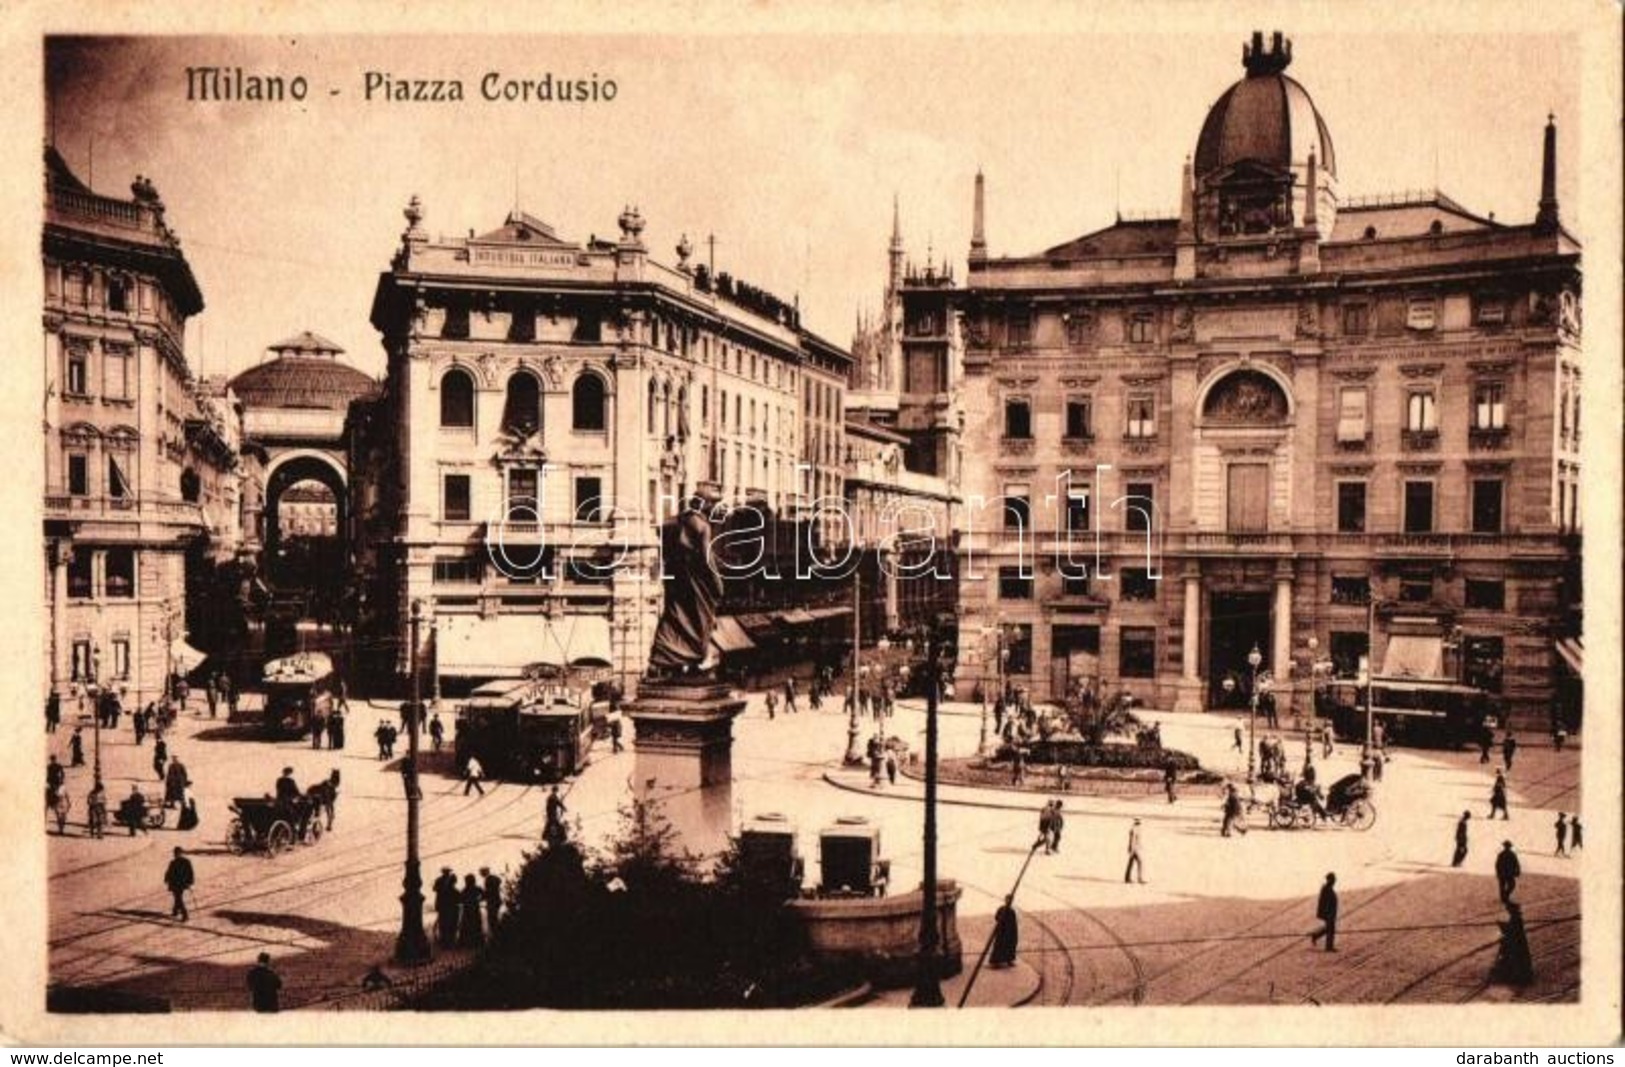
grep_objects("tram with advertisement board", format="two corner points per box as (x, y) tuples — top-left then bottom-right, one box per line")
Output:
(1320, 676), (1499, 749)
(454, 664), (603, 782)
(238, 652), (337, 739)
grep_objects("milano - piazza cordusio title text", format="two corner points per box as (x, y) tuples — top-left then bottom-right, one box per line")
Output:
(185, 66), (619, 104)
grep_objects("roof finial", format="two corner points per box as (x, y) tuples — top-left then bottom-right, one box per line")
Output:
(1534, 113), (1560, 235)
(1242, 29), (1292, 77)
(969, 169), (987, 262)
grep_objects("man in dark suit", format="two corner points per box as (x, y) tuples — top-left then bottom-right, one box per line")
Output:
(1495, 841), (1522, 903)
(1452, 811), (1471, 868)
(1309, 872), (1339, 951)
(164, 847), (195, 922)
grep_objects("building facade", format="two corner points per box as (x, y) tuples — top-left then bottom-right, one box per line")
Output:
(915, 34), (1581, 721)
(42, 148), (240, 706)
(362, 199), (851, 692)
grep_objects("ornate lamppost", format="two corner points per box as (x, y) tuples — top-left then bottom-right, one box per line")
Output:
(395, 599), (431, 964)
(909, 613), (947, 1008)
(90, 642), (103, 783)
(843, 542), (867, 766)
(1304, 636), (1320, 771)
(1246, 643), (1262, 783)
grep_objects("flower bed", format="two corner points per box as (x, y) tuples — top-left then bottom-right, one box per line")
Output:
(1000, 739), (1204, 771)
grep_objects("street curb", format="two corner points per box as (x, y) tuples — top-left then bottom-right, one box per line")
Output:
(821, 767), (1219, 827)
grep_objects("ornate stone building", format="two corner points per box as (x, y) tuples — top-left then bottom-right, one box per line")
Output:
(917, 33), (1581, 721)
(361, 199), (851, 691)
(42, 148), (243, 705)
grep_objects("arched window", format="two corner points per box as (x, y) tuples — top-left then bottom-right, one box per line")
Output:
(573, 373), (607, 431)
(503, 371), (541, 434)
(440, 368), (475, 428)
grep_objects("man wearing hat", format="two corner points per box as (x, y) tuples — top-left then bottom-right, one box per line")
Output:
(482, 867), (503, 932)
(433, 866), (461, 947)
(1124, 819), (1146, 884)
(1495, 841), (1522, 903)
(1309, 872), (1339, 952)
(163, 846), (195, 921)
(247, 952), (282, 1012)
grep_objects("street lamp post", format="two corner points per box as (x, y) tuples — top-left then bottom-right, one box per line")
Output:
(90, 642), (102, 783)
(874, 635), (892, 744)
(1304, 637), (1319, 771)
(395, 599), (431, 964)
(1246, 643), (1262, 783)
(910, 615), (945, 1008)
(843, 544), (865, 766)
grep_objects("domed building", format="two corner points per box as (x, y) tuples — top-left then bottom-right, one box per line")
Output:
(904, 32), (1582, 731)
(229, 331), (379, 590)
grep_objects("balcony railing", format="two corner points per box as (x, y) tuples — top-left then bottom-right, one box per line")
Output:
(44, 493), (205, 523)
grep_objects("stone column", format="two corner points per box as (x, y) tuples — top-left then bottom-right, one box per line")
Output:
(1272, 571), (1293, 684)
(50, 541), (67, 696)
(1172, 567), (1205, 713)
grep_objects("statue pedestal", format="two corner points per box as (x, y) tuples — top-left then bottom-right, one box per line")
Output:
(626, 679), (746, 858)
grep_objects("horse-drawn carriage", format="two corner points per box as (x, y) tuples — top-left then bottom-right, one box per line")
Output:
(1268, 773), (1376, 831)
(227, 796), (323, 856)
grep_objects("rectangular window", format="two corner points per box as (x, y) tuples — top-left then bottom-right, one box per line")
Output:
(1330, 576), (1370, 605)
(1120, 568), (1156, 601)
(104, 547), (135, 599)
(1336, 387), (1368, 443)
(1405, 391), (1438, 433)
(441, 304), (470, 340)
(111, 637), (130, 680)
(1336, 482), (1367, 533)
(1124, 481), (1154, 533)
(1008, 310), (1032, 348)
(1127, 313), (1154, 344)
(1399, 575), (1433, 603)
(107, 454), (131, 501)
(1065, 312), (1090, 346)
(1062, 573), (1092, 597)
(700, 385), (709, 421)
(1125, 395), (1156, 439)
(507, 468), (539, 518)
(1063, 481), (1091, 533)
(1465, 579), (1506, 611)
(1226, 464), (1269, 533)
(575, 476), (604, 522)
(1403, 481), (1434, 533)
(67, 453), (89, 497)
(1475, 297), (1507, 326)
(1343, 303), (1369, 336)
(1471, 479), (1504, 534)
(66, 347), (89, 396)
(1472, 382), (1507, 430)
(433, 554), (484, 583)
(71, 638), (91, 681)
(1065, 398), (1093, 440)
(997, 566), (1033, 600)
(67, 549), (92, 599)
(443, 474), (472, 522)
(1119, 627), (1157, 678)
(1003, 397), (1032, 439)
(1003, 482), (1031, 530)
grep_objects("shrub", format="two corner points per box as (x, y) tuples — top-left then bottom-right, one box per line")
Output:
(999, 740), (1203, 772)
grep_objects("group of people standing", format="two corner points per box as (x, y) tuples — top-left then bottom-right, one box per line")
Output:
(433, 866), (505, 950)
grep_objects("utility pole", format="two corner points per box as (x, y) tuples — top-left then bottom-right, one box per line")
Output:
(395, 599), (431, 963)
(843, 543), (865, 765)
(910, 616), (945, 1008)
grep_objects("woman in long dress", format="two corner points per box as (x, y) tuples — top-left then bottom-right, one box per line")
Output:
(990, 895), (1019, 969)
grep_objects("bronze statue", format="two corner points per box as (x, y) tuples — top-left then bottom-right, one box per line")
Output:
(646, 484), (724, 678)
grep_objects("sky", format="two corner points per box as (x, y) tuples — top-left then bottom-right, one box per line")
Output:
(44, 30), (1581, 384)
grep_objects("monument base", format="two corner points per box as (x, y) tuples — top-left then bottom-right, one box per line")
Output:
(787, 880), (965, 989)
(626, 678), (746, 858)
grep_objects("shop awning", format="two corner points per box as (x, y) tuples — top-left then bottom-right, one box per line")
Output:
(1555, 637), (1584, 675)
(170, 638), (208, 675)
(1381, 634), (1442, 679)
(437, 613), (613, 678)
(711, 616), (757, 654)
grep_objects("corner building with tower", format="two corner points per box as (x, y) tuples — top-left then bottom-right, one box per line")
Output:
(915, 33), (1582, 723)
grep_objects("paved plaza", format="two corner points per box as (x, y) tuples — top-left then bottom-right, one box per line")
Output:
(44, 688), (1580, 1010)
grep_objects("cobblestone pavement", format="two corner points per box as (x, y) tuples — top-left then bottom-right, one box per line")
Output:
(43, 687), (1580, 1009)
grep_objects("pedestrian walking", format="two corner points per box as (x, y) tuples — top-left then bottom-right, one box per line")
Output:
(482, 867), (502, 932)
(152, 737), (168, 782)
(885, 749), (898, 786)
(764, 690), (777, 721)
(1372, 749), (1385, 782)
(544, 785), (567, 844)
(1489, 770), (1510, 820)
(1495, 841), (1521, 903)
(1049, 801), (1065, 854)
(609, 714), (624, 753)
(433, 867), (460, 948)
(1372, 720), (1386, 754)
(133, 705), (148, 745)
(47, 754), (66, 793)
(1570, 816), (1583, 851)
(1478, 726), (1494, 764)
(206, 677), (219, 719)
(1164, 761), (1178, 804)
(459, 873), (486, 948)
(463, 755), (486, 796)
(990, 895), (1019, 969)
(1124, 819), (1146, 884)
(429, 713), (445, 753)
(311, 711), (326, 750)
(1554, 812), (1569, 856)
(69, 727), (84, 767)
(1233, 726), (1244, 753)
(784, 677), (798, 714)
(868, 736), (884, 788)
(1309, 872), (1339, 951)
(1552, 725), (1568, 752)
(86, 779), (107, 838)
(164, 847), (195, 921)
(118, 784), (150, 836)
(1011, 746), (1026, 786)
(224, 675), (239, 718)
(327, 710), (342, 750)
(1452, 811), (1471, 868)
(1037, 802), (1056, 854)
(375, 720), (391, 760)
(1221, 784), (1245, 837)
(247, 953), (282, 1013)
(45, 691), (61, 734)
(1502, 732), (1518, 772)
(164, 755), (190, 808)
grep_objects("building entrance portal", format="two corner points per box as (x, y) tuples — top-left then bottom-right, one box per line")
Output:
(1208, 591), (1271, 709)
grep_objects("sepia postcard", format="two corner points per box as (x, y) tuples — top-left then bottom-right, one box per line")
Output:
(0, 0), (1619, 1048)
